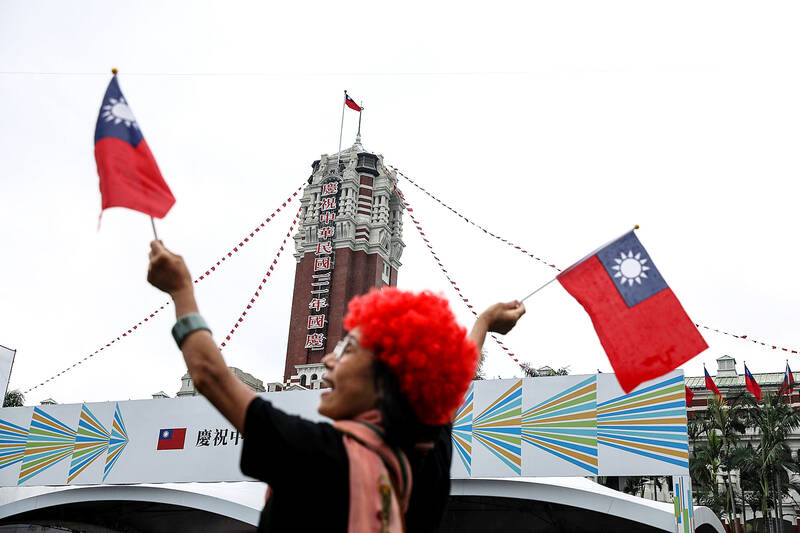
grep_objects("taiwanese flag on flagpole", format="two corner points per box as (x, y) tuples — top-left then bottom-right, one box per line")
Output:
(557, 229), (708, 392)
(705, 367), (722, 401)
(94, 74), (175, 220)
(744, 363), (762, 402)
(779, 361), (795, 397)
(345, 92), (362, 112)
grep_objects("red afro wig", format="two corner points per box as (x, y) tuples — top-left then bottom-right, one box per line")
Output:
(343, 287), (478, 426)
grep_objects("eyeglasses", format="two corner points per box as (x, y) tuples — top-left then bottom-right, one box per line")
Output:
(331, 334), (369, 360)
(332, 335), (355, 360)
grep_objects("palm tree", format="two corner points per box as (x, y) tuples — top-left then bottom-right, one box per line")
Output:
(2, 390), (24, 407)
(706, 394), (747, 531)
(741, 391), (800, 532)
(690, 430), (728, 517)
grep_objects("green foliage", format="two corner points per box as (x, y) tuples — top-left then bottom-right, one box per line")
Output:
(519, 362), (570, 377)
(688, 389), (800, 530)
(3, 389), (24, 407)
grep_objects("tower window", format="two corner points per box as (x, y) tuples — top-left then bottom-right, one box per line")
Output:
(300, 375), (307, 387)
(382, 262), (391, 285)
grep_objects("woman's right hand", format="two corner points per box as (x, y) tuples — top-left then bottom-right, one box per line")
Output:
(147, 240), (193, 296)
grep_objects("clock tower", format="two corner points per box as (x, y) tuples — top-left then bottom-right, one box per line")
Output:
(282, 136), (405, 387)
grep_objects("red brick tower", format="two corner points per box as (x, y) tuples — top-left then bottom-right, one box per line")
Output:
(283, 137), (405, 386)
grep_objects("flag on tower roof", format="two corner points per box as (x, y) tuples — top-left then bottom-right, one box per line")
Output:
(744, 363), (762, 402)
(94, 74), (175, 220)
(345, 92), (362, 112)
(705, 367), (722, 401)
(557, 229), (708, 392)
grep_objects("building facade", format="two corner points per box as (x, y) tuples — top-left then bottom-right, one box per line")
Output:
(685, 355), (800, 530)
(175, 367), (266, 398)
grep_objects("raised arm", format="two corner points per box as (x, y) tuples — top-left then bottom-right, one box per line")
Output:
(147, 240), (255, 432)
(469, 300), (526, 352)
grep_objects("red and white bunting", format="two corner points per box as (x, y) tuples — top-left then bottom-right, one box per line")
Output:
(23, 184), (305, 394)
(393, 186), (533, 377)
(220, 207), (301, 349)
(389, 165), (560, 272)
(389, 165), (799, 358)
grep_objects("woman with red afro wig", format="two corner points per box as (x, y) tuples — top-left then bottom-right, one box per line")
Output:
(342, 287), (480, 427)
(147, 240), (525, 533)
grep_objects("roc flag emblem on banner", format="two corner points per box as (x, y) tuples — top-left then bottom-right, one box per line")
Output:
(94, 75), (175, 220)
(156, 428), (186, 450)
(557, 230), (708, 393)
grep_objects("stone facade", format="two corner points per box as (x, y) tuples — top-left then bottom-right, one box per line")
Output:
(175, 367), (266, 398)
(282, 137), (404, 384)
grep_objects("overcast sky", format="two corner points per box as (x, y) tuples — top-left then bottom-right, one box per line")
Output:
(1, 0), (799, 405)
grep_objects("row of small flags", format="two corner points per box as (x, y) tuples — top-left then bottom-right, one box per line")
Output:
(685, 362), (795, 405)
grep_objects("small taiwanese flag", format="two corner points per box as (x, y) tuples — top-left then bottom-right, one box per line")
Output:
(157, 428), (186, 450)
(685, 385), (694, 406)
(345, 92), (362, 112)
(705, 367), (722, 401)
(94, 74), (175, 220)
(780, 362), (795, 396)
(744, 363), (762, 402)
(557, 230), (708, 392)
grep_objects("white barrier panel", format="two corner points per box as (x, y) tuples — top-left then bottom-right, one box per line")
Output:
(453, 370), (689, 478)
(0, 371), (687, 487)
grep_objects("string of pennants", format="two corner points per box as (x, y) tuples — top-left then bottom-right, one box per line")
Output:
(388, 165), (562, 273)
(22, 165), (798, 395)
(219, 207), (300, 349)
(388, 165), (799, 357)
(23, 185), (304, 394)
(393, 186), (532, 377)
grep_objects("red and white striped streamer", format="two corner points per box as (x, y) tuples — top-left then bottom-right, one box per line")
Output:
(695, 324), (798, 355)
(389, 165), (800, 357)
(220, 207), (300, 349)
(192, 186), (302, 285)
(394, 186), (533, 377)
(23, 185), (304, 394)
(389, 165), (561, 272)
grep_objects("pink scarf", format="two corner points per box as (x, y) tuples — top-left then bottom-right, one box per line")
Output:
(264, 410), (412, 533)
(334, 410), (412, 533)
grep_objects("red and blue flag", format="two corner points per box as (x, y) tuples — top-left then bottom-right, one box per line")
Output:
(780, 362), (795, 396)
(704, 367), (722, 401)
(744, 363), (762, 402)
(345, 92), (362, 112)
(156, 428), (186, 450)
(558, 230), (708, 392)
(94, 75), (175, 219)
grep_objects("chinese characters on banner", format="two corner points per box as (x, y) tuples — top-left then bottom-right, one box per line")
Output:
(195, 428), (243, 447)
(305, 179), (340, 351)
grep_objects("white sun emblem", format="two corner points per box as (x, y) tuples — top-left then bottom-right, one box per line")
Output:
(611, 250), (650, 286)
(101, 97), (139, 129)
(162, 430), (169, 438)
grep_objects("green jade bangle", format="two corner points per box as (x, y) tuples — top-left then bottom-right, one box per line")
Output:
(171, 313), (212, 348)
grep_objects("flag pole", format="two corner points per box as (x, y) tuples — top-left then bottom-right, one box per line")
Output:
(520, 223), (641, 302)
(337, 91), (346, 170)
(519, 276), (558, 303)
(357, 101), (363, 137)
(150, 216), (159, 240)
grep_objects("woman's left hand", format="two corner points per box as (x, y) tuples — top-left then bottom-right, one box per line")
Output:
(479, 301), (526, 335)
